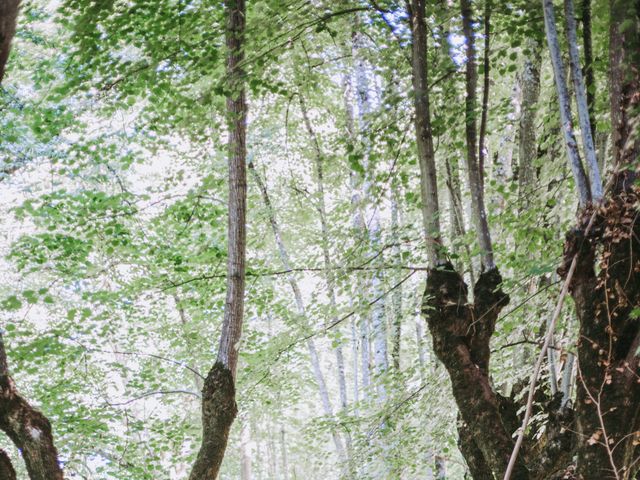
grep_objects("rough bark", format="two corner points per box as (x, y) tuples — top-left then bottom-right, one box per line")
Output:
(423, 264), (528, 478)
(0, 0), (19, 83)
(460, 0), (495, 270)
(0, 377), (63, 480)
(608, 0), (640, 173)
(543, 0), (592, 207)
(564, 4), (640, 477)
(0, 449), (16, 480)
(189, 363), (238, 480)
(407, 0), (444, 266)
(190, 1), (247, 478)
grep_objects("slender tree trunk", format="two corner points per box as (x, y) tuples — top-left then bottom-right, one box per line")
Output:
(478, 0), (492, 189)
(408, 0), (444, 267)
(563, 0), (603, 199)
(542, 0), (592, 207)
(249, 162), (347, 462)
(342, 67), (363, 414)
(189, 2), (247, 478)
(280, 426), (288, 480)
(518, 40), (542, 207)
(353, 23), (389, 401)
(391, 191), (402, 371)
(299, 95), (348, 413)
(460, 0), (495, 271)
(581, 0), (596, 139)
(240, 420), (252, 480)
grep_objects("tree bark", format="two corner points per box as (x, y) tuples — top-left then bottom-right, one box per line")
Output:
(581, 0), (596, 140)
(0, 0), (20, 83)
(566, 2), (640, 477)
(189, 1), (247, 478)
(563, 0), (603, 200)
(518, 40), (542, 208)
(0, 338), (64, 480)
(407, 0), (444, 267)
(542, 0), (592, 207)
(0, 449), (16, 480)
(478, 0), (492, 190)
(460, 0), (495, 271)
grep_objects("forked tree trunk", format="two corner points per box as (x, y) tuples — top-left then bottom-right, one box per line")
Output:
(189, 1), (247, 478)
(567, 1), (640, 477)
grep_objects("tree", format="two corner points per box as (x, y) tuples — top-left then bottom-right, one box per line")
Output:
(189, 1), (247, 478)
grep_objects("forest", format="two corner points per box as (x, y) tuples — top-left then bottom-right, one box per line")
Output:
(0, 0), (638, 478)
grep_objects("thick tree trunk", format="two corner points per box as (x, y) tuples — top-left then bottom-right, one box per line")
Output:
(567, 2), (640, 477)
(189, 1), (247, 478)
(0, 339), (64, 480)
(0, 0), (19, 83)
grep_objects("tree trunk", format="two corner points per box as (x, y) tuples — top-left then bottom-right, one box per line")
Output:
(0, 0), (20, 83)
(249, 162), (347, 462)
(189, 1), (247, 478)
(563, 0), (602, 199)
(460, 0), (495, 271)
(478, 0), (492, 190)
(0, 449), (16, 480)
(518, 40), (542, 207)
(567, 2), (640, 477)
(542, 0), (592, 207)
(581, 0), (596, 139)
(407, 0), (444, 266)
(0, 339), (64, 480)
(353, 22), (389, 401)
(299, 95), (348, 412)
